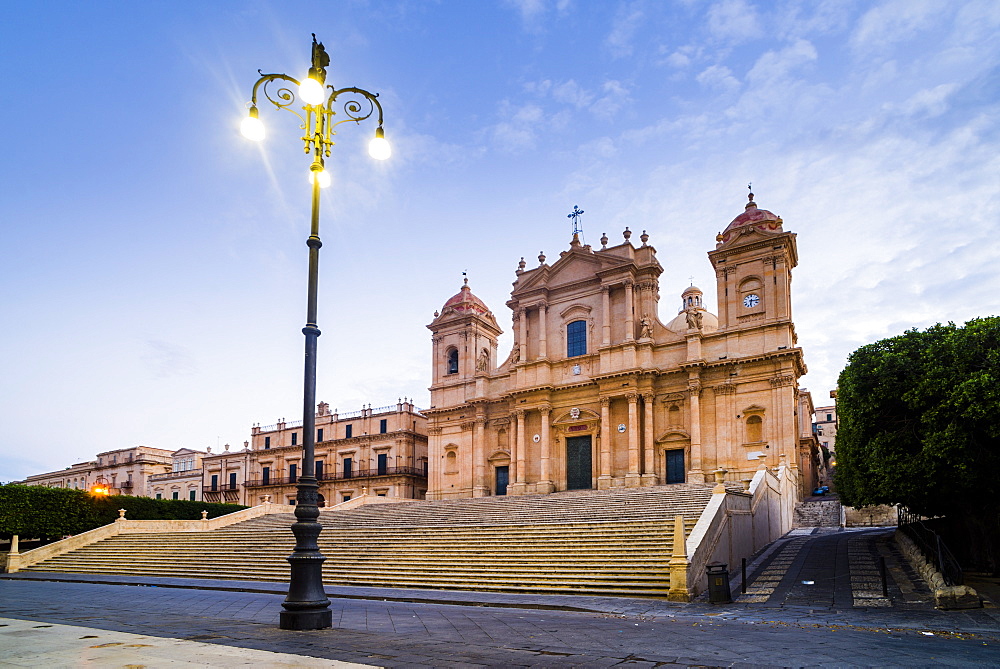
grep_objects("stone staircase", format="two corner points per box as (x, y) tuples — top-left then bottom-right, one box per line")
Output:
(20, 486), (714, 597)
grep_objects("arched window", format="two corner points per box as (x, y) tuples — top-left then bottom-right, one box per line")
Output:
(567, 320), (587, 357)
(746, 415), (763, 443)
(446, 348), (459, 374)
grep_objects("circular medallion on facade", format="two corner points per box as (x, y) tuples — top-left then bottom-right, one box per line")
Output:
(532, 434), (540, 442)
(617, 423), (627, 433)
(570, 407), (581, 419)
(572, 364), (581, 375)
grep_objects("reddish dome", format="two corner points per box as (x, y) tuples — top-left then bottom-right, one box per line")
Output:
(718, 193), (783, 244)
(439, 281), (493, 319)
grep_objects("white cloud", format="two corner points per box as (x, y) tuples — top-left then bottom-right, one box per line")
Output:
(491, 102), (546, 152)
(552, 79), (594, 108)
(850, 0), (949, 56)
(745, 39), (818, 86)
(707, 0), (762, 43)
(605, 2), (645, 58)
(590, 80), (631, 120)
(696, 64), (741, 93)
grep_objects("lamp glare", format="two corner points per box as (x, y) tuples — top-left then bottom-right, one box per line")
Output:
(309, 169), (331, 189)
(240, 115), (265, 142)
(368, 136), (391, 161)
(299, 77), (326, 105)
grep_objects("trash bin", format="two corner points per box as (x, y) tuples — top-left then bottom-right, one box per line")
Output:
(707, 563), (732, 604)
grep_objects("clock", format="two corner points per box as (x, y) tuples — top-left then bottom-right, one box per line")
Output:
(743, 294), (760, 309)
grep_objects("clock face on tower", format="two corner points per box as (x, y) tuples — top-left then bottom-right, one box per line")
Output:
(743, 294), (760, 309)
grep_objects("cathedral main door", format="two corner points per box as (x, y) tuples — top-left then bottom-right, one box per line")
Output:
(566, 436), (593, 490)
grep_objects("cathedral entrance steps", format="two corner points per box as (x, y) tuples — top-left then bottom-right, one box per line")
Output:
(20, 486), (712, 597)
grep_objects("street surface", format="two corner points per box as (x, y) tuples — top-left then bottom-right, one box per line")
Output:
(2, 528), (998, 667)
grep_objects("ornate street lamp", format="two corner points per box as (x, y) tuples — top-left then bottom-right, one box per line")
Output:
(241, 34), (389, 631)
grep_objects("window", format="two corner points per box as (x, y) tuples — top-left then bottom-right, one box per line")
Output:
(746, 415), (763, 443)
(345, 424), (353, 439)
(172, 491), (179, 500)
(210, 475), (218, 491)
(262, 466), (270, 485)
(315, 460), (324, 480)
(826, 413), (832, 422)
(289, 463), (297, 483)
(447, 348), (459, 374)
(379, 419), (387, 434)
(156, 493), (162, 500)
(567, 320), (587, 357)
(264, 436), (270, 449)
(343, 457), (353, 478)
(378, 453), (388, 475)
(317, 428), (323, 442)
(229, 472), (237, 490)
(291, 432), (298, 446)
(342, 494), (351, 503)
(189, 490), (196, 501)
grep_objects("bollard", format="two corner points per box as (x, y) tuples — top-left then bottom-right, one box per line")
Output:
(707, 563), (732, 604)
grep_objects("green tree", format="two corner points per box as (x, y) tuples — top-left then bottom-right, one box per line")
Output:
(835, 317), (1000, 572)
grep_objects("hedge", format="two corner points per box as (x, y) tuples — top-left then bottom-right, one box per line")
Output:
(0, 484), (247, 540)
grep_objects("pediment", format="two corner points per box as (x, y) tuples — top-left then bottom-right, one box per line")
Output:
(513, 248), (619, 296)
(552, 407), (601, 425)
(656, 429), (691, 443)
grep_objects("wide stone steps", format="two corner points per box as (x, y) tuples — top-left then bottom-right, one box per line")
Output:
(21, 486), (711, 596)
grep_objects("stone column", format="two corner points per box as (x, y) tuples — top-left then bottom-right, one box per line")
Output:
(599, 397), (612, 488)
(426, 426), (442, 499)
(538, 404), (553, 493)
(624, 280), (635, 342)
(642, 392), (656, 486)
(601, 286), (611, 346)
(518, 308), (527, 361)
(687, 379), (704, 483)
(626, 392), (641, 486)
(515, 408), (526, 486)
(473, 413), (487, 497)
(538, 302), (547, 359)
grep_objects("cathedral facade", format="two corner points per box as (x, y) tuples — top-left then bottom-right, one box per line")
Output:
(425, 195), (817, 500)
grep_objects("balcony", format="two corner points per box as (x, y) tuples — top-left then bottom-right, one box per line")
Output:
(243, 466), (426, 488)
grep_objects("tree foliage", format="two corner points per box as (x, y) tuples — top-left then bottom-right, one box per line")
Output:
(835, 317), (1000, 570)
(0, 484), (246, 540)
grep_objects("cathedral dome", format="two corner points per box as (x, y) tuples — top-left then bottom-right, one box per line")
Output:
(667, 285), (718, 333)
(432, 278), (498, 328)
(718, 193), (783, 244)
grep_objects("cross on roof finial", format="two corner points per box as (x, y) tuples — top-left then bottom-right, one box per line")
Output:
(462, 270), (468, 286)
(688, 275), (695, 286)
(567, 205), (585, 235)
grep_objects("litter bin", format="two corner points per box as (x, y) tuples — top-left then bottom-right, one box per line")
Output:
(707, 563), (732, 604)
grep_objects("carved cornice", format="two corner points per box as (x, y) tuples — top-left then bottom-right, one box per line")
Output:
(712, 383), (736, 395)
(641, 392), (655, 403)
(538, 403), (552, 416)
(427, 427), (443, 436)
(460, 421), (475, 431)
(514, 408), (526, 418)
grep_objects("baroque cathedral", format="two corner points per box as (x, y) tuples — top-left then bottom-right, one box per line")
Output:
(425, 193), (818, 500)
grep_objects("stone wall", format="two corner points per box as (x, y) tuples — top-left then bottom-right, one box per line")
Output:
(793, 498), (841, 527)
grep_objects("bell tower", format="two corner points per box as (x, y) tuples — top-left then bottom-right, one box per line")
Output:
(427, 277), (501, 399)
(708, 192), (798, 343)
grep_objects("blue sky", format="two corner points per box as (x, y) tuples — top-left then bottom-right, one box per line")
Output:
(2, 0), (998, 481)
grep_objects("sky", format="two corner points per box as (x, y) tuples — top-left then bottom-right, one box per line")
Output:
(2, 0), (998, 481)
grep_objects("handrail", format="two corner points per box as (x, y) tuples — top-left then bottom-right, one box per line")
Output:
(897, 507), (963, 586)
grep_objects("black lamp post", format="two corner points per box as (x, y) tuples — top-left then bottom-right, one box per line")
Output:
(241, 34), (390, 631)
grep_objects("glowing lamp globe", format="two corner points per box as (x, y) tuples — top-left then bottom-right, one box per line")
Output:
(368, 130), (391, 161)
(240, 114), (265, 142)
(309, 169), (331, 189)
(299, 77), (326, 105)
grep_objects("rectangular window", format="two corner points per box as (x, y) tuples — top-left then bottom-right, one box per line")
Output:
(189, 490), (196, 501)
(377, 453), (388, 475)
(155, 493), (162, 499)
(343, 457), (353, 478)
(289, 463), (297, 483)
(264, 436), (270, 449)
(229, 472), (237, 490)
(423, 461), (428, 477)
(345, 424), (353, 439)
(317, 428), (323, 442)
(291, 432), (298, 446)
(262, 466), (270, 485)
(342, 494), (351, 502)
(172, 491), (179, 500)
(210, 474), (218, 491)
(379, 419), (387, 434)
(567, 320), (587, 357)
(315, 460), (324, 480)
(826, 413), (832, 422)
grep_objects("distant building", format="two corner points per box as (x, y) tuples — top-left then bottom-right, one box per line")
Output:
(243, 400), (428, 506)
(426, 194), (820, 499)
(149, 448), (208, 501)
(21, 446), (174, 496)
(813, 402), (838, 454)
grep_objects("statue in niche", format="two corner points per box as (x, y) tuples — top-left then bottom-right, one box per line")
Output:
(639, 315), (652, 339)
(477, 348), (490, 372)
(686, 309), (703, 330)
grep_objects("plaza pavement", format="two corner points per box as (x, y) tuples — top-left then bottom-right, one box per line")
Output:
(1, 527), (998, 667)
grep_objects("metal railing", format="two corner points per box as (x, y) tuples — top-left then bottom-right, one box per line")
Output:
(898, 507), (964, 586)
(244, 466), (426, 488)
(203, 483), (241, 493)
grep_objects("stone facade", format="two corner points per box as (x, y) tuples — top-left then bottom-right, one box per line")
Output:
(243, 401), (428, 506)
(149, 448), (208, 501)
(426, 194), (818, 500)
(21, 446), (174, 497)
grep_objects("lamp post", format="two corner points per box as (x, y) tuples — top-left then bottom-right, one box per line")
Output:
(241, 34), (390, 631)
